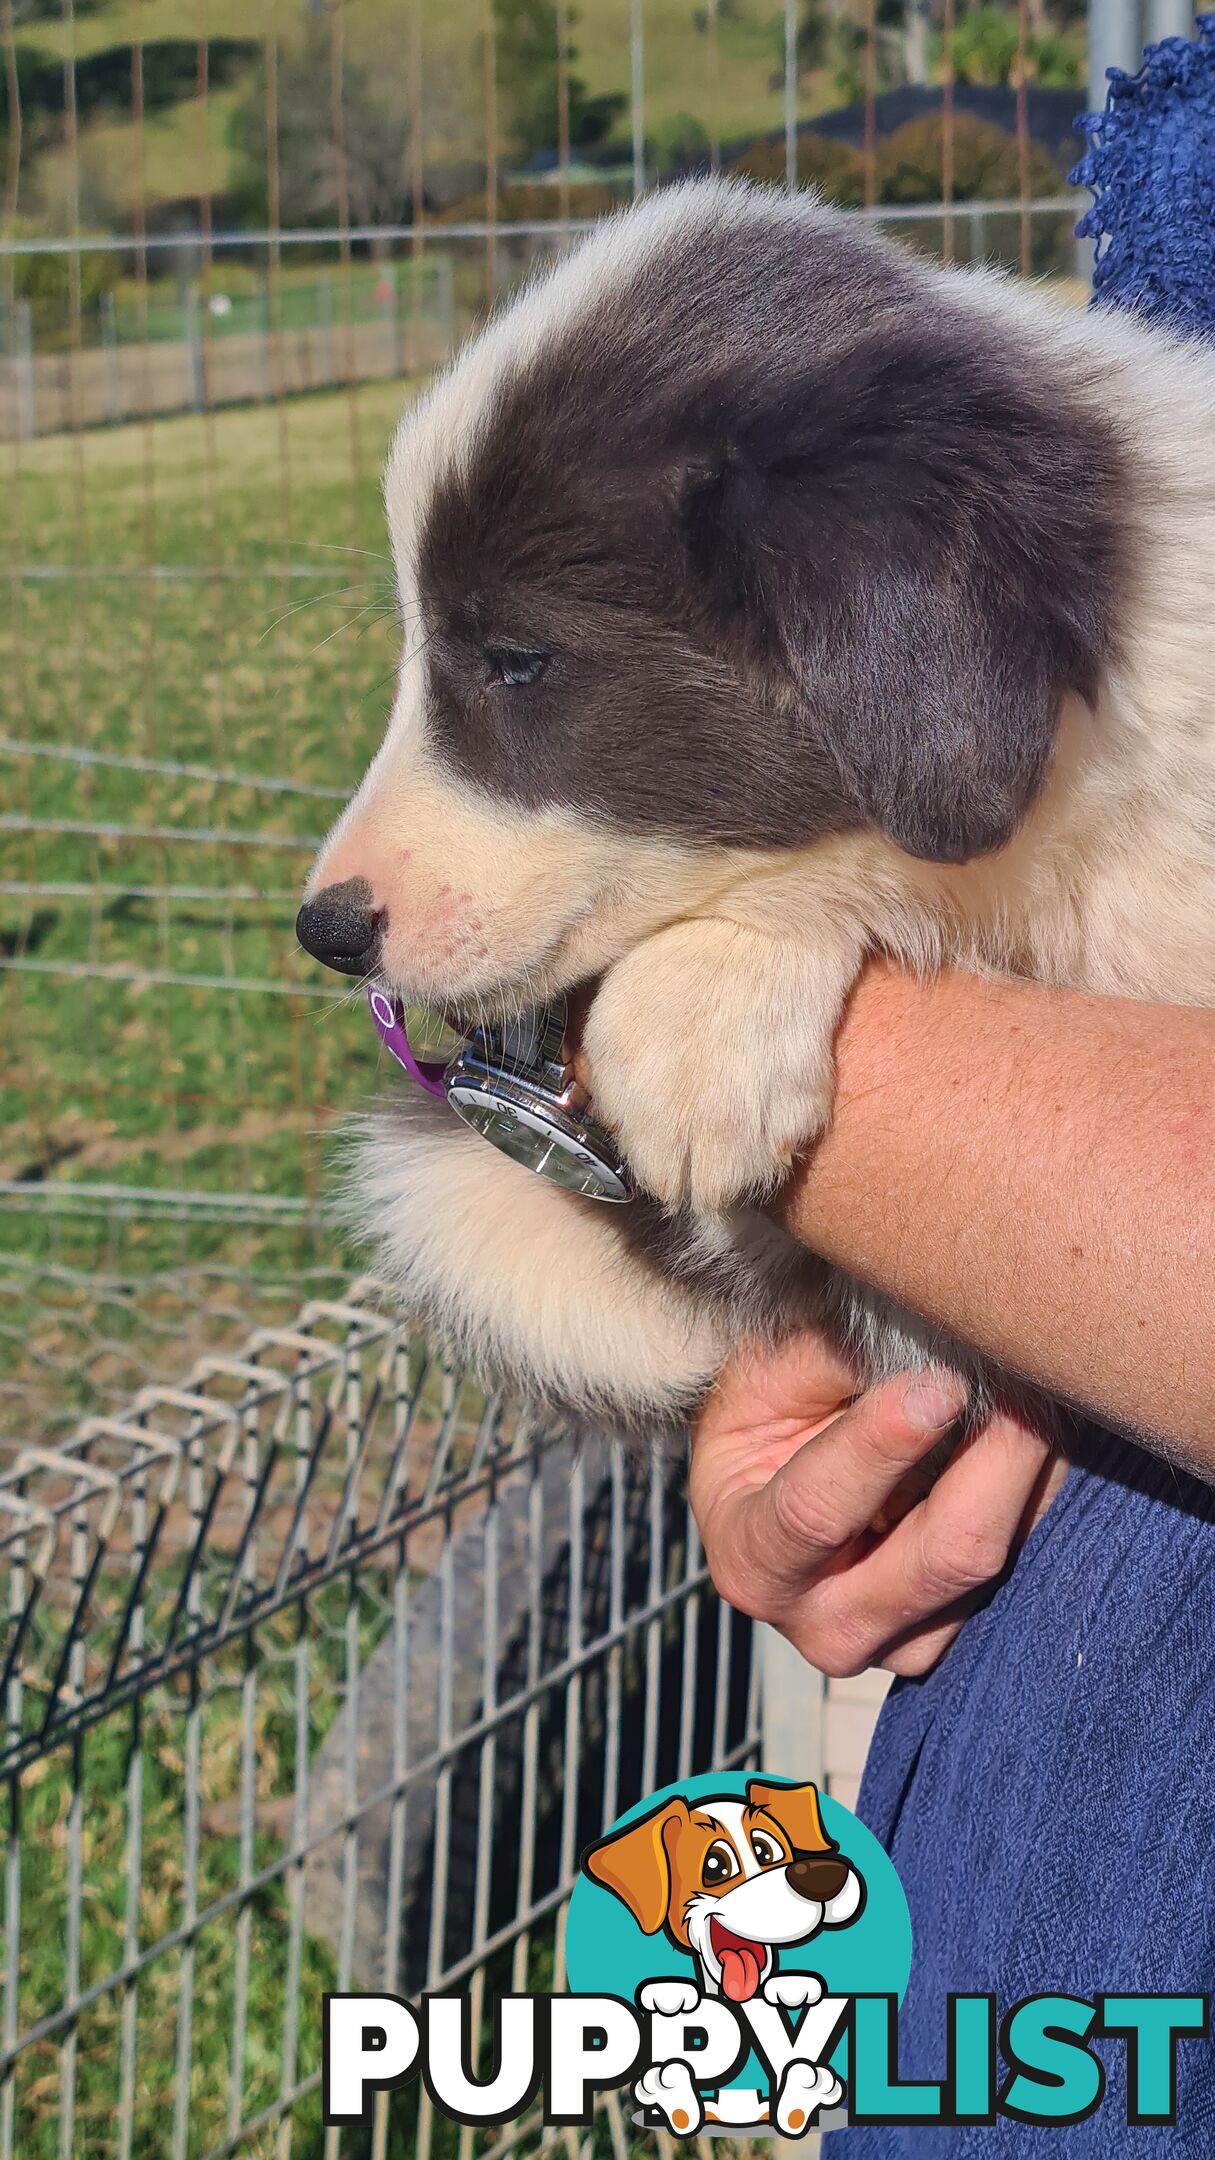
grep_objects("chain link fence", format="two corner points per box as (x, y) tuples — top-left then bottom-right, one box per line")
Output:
(1, 1282), (763, 2159)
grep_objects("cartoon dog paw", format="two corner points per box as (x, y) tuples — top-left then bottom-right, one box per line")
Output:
(637, 1979), (702, 2017)
(762, 1971), (826, 2010)
(776, 2060), (845, 2136)
(634, 2060), (704, 2137)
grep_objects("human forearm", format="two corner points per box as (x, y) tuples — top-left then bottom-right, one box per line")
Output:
(781, 964), (1215, 1459)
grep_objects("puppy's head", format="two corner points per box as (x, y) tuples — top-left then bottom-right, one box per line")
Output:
(583, 1777), (864, 2001)
(302, 181), (1123, 1001)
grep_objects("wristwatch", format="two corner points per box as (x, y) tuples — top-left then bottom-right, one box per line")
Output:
(367, 988), (632, 1204)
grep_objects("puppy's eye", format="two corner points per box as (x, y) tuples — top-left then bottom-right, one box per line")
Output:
(486, 648), (549, 687)
(701, 1841), (738, 1888)
(750, 1833), (782, 1868)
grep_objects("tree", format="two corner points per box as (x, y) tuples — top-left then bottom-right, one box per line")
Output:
(791, 0), (938, 95)
(492, 0), (624, 161)
(730, 129), (864, 206)
(945, 8), (1081, 87)
(228, 22), (413, 232)
(647, 111), (711, 178)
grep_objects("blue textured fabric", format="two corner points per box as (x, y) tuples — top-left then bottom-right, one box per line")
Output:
(829, 1431), (1215, 2151)
(1071, 14), (1215, 333)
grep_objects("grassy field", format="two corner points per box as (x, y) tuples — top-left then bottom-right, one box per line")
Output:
(0, 375), (422, 1432)
(15, 0), (837, 228)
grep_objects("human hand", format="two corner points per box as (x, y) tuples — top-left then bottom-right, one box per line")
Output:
(690, 1333), (1060, 1677)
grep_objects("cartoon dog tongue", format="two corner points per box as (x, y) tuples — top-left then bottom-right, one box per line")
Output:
(711, 1921), (764, 2002)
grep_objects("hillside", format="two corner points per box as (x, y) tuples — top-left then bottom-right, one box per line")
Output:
(7, 0), (839, 231)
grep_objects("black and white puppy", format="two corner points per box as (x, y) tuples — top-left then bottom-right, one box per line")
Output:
(300, 180), (1215, 1427)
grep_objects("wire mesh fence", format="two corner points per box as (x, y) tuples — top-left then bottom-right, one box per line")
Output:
(0, 0), (1103, 1443)
(0, 1281), (760, 2159)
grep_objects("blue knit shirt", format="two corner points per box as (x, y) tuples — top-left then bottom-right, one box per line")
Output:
(1072, 13), (1215, 334)
(835, 1431), (1215, 2153)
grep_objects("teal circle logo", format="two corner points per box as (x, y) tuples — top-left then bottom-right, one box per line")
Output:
(565, 1770), (911, 2136)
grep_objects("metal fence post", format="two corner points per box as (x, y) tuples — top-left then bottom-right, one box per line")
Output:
(762, 1633), (828, 2158)
(760, 1627), (826, 1783)
(183, 287), (204, 411)
(1089, 0), (1143, 105)
(258, 284), (272, 403)
(1146, 0), (1193, 36)
(1081, 0), (1145, 283)
(99, 291), (123, 425)
(11, 298), (34, 440)
(785, 0), (798, 190)
(382, 262), (398, 376)
(317, 277), (336, 384)
(435, 252), (456, 361)
(13, 300), (35, 442)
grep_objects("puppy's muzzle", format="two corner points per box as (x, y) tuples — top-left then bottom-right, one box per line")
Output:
(787, 1854), (851, 1904)
(296, 878), (382, 976)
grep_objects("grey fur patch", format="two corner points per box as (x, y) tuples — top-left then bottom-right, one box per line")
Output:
(416, 188), (1126, 863)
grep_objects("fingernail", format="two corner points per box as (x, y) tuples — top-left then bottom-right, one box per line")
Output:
(902, 1370), (968, 1430)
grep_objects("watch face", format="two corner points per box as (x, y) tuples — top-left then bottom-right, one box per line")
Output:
(444, 1077), (632, 1203)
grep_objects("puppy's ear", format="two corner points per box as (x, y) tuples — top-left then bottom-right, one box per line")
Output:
(746, 1779), (834, 1856)
(582, 1799), (689, 1934)
(681, 340), (1120, 864)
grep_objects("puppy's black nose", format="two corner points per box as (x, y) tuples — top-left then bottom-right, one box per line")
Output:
(787, 1854), (851, 1905)
(296, 878), (382, 976)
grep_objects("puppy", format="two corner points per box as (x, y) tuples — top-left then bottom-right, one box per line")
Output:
(298, 178), (1215, 1429)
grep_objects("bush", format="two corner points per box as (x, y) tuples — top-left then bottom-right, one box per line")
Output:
(648, 111), (712, 178)
(875, 111), (1063, 204)
(10, 228), (122, 346)
(432, 179), (622, 225)
(729, 130), (865, 208)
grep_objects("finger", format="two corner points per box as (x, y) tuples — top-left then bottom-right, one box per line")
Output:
(702, 1330), (863, 1441)
(802, 1411), (1052, 1672)
(689, 1330), (868, 1527)
(882, 1612), (970, 1676)
(691, 1333), (893, 1533)
(700, 1369), (969, 1613)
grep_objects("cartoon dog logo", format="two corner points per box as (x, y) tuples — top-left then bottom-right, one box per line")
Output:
(582, 1778), (865, 2133)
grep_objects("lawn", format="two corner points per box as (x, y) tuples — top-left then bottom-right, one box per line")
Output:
(0, 376), (420, 1435)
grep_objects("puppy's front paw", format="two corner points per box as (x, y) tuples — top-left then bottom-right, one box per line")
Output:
(584, 921), (854, 1215)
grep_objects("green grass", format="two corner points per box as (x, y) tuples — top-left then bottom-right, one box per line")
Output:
(11, 1615), (342, 2160)
(0, 376), (422, 1431)
(106, 261), (444, 349)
